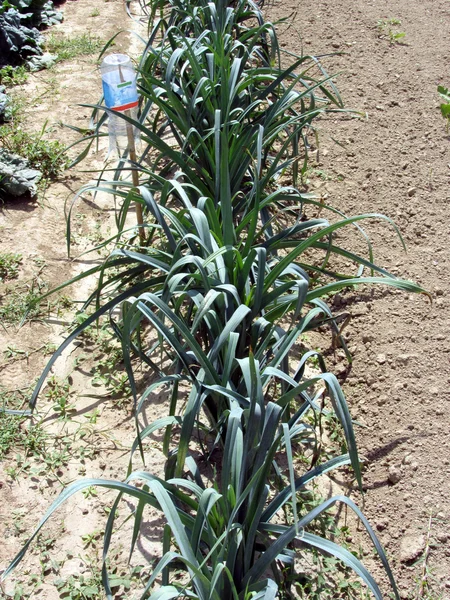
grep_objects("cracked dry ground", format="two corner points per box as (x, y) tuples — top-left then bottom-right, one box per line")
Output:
(264, 0), (450, 597)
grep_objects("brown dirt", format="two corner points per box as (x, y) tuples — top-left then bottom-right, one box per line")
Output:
(264, 0), (450, 597)
(0, 1), (164, 598)
(1, 0), (449, 598)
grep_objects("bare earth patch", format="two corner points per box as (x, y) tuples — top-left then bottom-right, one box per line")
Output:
(264, 0), (450, 597)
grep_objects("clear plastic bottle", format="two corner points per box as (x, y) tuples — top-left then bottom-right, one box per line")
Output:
(100, 54), (140, 156)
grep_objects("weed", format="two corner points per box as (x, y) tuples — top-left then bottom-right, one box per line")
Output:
(3, 344), (26, 360)
(0, 413), (47, 459)
(44, 377), (75, 419)
(81, 486), (98, 499)
(89, 8), (100, 17)
(377, 18), (406, 44)
(389, 30), (406, 44)
(54, 572), (102, 599)
(0, 281), (46, 325)
(0, 92), (23, 124)
(0, 126), (67, 180)
(0, 252), (22, 281)
(45, 33), (104, 61)
(0, 65), (28, 87)
(81, 529), (102, 548)
(437, 86), (450, 131)
(3, 342), (57, 364)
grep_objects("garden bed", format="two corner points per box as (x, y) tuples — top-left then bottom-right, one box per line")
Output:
(0, 0), (449, 598)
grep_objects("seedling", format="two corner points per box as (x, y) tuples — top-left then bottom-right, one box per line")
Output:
(377, 18), (406, 44)
(45, 377), (75, 419)
(82, 486), (98, 499)
(0, 65), (28, 87)
(54, 572), (102, 599)
(81, 529), (102, 548)
(437, 86), (450, 131)
(0, 252), (22, 281)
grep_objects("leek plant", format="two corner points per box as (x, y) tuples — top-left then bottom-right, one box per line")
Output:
(5, 357), (398, 599)
(3, 0), (428, 597)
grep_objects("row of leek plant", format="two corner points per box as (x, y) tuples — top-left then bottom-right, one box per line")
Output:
(3, 0), (426, 597)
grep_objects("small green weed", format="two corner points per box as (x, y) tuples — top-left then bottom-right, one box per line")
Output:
(3, 341), (57, 363)
(0, 65), (28, 87)
(55, 572), (102, 599)
(437, 86), (450, 131)
(376, 18), (406, 44)
(0, 274), (49, 325)
(0, 126), (67, 180)
(82, 486), (98, 499)
(45, 33), (104, 61)
(0, 287), (42, 324)
(89, 8), (100, 17)
(0, 252), (22, 281)
(0, 413), (47, 459)
(44, 376), (75, 419)
(0, 92), (23, 122)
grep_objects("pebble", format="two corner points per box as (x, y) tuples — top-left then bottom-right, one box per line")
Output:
(399, 534), (425, 563)
(402, 454), (412, 465)
(408, 187), (417, 197)
(397, 354), (411, 365)
(376, 353), (386, 364)
(388, 465), (403, 484)
(376, 518), (389, 531)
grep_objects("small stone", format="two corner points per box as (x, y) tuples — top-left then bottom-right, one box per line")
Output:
(388, 465), (402, 484)
(376, 518), (389, 531)
(336, 363), (347, 376)
(411, 462), (419, 471)
(82, 508), (89, 515)
(402, 455), (412, 465)
(408, 187), (417, 197)
(399, 534), (425, 563)
(376, 354), (386, 364)
(377, 395), (388, 406)
(437, 532), (448, 543)
(397, 354), (411, 365)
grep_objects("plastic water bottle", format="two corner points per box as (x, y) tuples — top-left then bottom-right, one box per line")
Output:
(100, 54), (140, 156)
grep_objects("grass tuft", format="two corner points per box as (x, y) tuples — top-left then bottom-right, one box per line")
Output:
(45, 33), (104, 61)
(0, 252), (22, 281)
(0, 66), (29, 87)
